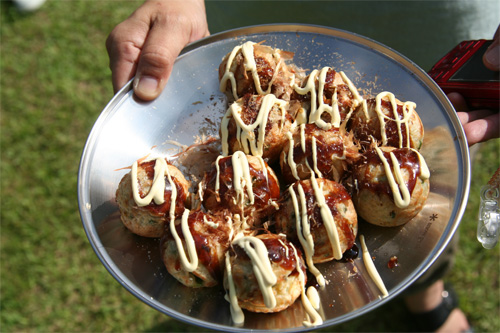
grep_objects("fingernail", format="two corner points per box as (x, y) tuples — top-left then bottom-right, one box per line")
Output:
(133, 75), (159, 99)
(484, 43), (499, 69)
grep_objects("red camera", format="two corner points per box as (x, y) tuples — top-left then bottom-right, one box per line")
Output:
(428, 40), (499, 110)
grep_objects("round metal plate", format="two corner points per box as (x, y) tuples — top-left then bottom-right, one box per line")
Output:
(78, 24), (470, 332)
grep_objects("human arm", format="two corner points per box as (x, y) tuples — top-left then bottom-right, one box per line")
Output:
(106, 0), (209, 101)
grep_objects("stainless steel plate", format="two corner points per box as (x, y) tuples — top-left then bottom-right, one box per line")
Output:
(78, 24), (470, 331)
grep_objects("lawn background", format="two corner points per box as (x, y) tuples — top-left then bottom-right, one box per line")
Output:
(1, 1), (498, 332)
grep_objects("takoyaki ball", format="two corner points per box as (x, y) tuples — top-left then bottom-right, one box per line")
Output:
(221, 94), (294, 163)
(219, 41), (298, 101)
(274, 178), (358, 263)
(294, 67), (362, 127)
(279, 123), (360, 185)
(115, 158), (190, 238)
(201, 153), (280, 223)
(224, 233), (307, 313)
(161, 210), (232, 288)
(352, 146), (430, 227)
(349, 92), (424, 151)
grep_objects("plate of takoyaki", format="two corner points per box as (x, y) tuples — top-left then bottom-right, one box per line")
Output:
(78, 24), (470, 331)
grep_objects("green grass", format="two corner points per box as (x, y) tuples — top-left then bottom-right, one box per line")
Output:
(1, 1), (498, 332)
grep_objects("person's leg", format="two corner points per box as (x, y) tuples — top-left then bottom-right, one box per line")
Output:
(403, 234), (471, 332)
(404, 279), (470, 332)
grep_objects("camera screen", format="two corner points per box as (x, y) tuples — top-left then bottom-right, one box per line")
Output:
(449, 41), (499, 82)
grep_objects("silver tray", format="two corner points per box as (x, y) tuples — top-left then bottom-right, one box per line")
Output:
(78, 24), (470, 331)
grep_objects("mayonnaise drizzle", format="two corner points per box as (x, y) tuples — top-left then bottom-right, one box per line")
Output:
(288, 183), (326, 287)
(170, 209), (198, 272)
(219, 41), (282, 100)
(299, 123), (306, 152)
(294, 67), (363, 130)
(214, 155), (224, 198)
(340, 71), (364, 106)
(359, 234), (388, 298)
(374, 91), (416, 148)
(285, 131), (300, 181)
(242, 42), (281, 96)
(310, 176), (342, 260)
(131, 158), (168, 207)
(219, 43), (245, 100)
(374, 146), (430, 209)
(306, 287), (321, 311)
(289, 243), (323, 327)
(233, 236), (278, 309)
(220, 94), (287, 157)
(231, 152), (255, 206)
(277, 238), (289, 257)
(284, 123), (345, 181)
(311, 136), (323, 178)
(197, 181), (204, 203)
(225, 251), (245, 325)
(131, 158), (199, 274)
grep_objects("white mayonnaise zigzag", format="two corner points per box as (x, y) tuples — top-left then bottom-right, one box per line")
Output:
(367, 91), (417, 148)
(294, 67), (363, 129)
(287, 175), (343, 287)
(224, 234), (278, 325)
(131, 158), (169, 207)
(169, 209), (198, 272)
(132, 158), (198, 272)
(282, 123), (349, 182)
(374, 146), (430, 208)
(290, 243), (323, 327)
(220, 94), (288, 157)
(288, 182), (325, 287)
(214, 152), (259, 207)
(219, 41), (284, 100)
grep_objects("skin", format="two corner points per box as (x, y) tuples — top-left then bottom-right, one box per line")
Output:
(106, 0), (209, 100)
(453, 93), (499, 146)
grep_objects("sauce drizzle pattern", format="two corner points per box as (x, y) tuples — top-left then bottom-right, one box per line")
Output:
(374, 147), (430, 208)
(219, 41), (283, 100)
(221, 94), (288, 157)
(294, 67), (363, 129)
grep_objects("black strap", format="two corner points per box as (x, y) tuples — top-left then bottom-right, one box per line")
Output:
(412, 286), (459, 332)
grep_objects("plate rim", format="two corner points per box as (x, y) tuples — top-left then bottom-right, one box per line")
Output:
(78, 23), (471, 332)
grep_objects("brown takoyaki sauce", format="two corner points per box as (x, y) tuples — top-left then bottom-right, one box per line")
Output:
(202, 156), (280, 210)
(378, 99), (409, 148)
(138, 160), (187, 216)
(237, 94), (293, 133)
(356, 148), (422, 199)
(254, 56), (274, 93)
(387, 255), (399, 269)
(167, 210), (229, 280)
(288, 180), (355, 247)
(293, 125), (345, 173)
(233, 235), (304, 274)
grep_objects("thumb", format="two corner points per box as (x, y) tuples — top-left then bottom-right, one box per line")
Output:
(132, 23), (188, 101)
(483, 25), (500, 72)
(131, 0), (209, 101)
